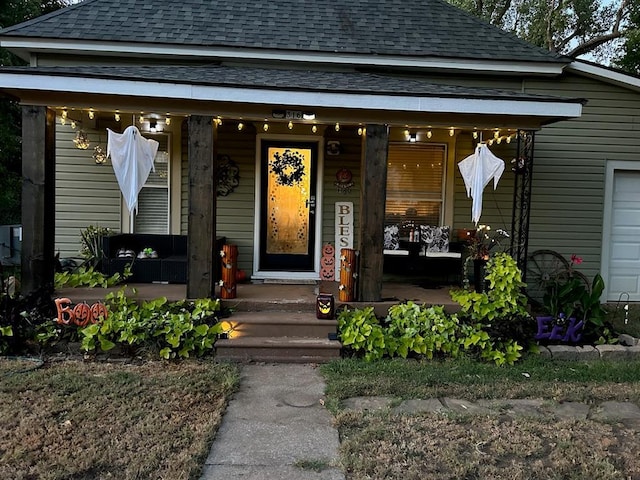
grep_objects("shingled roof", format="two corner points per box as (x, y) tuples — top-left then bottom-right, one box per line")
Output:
(0, 0), (566, 63)
(3, 64), (581, 102)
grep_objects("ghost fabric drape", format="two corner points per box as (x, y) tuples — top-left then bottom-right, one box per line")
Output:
(457, 144), (505, 225)
(107, 126), (160, 214)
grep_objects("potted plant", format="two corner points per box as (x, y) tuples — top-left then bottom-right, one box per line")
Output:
(463, 225), (509, 292)
(535, 254), (608, 343)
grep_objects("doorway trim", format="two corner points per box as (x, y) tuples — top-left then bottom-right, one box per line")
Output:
(252, 133), (325, 280)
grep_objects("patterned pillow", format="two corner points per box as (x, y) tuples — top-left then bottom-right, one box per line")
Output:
(428, 226), (450, 253)
(383, 224), (400, 250)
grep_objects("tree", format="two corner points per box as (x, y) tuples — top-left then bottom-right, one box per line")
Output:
(448, 0), (637, 65)
(0, 0), (70, 224)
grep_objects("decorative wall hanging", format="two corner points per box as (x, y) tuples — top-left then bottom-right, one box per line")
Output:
(326, 140), (341, 156)
(73, 130), (90, 149)
(334, 168), (354, 194)
(217, 154), (240, 196)
(93, 145), (107, 164)
(269, 148), (306, 186)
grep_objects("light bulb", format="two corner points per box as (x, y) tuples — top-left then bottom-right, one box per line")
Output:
(139, 114), (144, 124)
(312, 125), (317, 133)
(263, 123), (269, 132)
(494, 130), (500, 139)
(335, 122), (340, 132)
(506, 135), (512, 144)
(88, 109), (95, 120)
(449, 128), (455, 137)
(357, 127), (363, 136)
(70, 120), (77, 129)
(61, 109), (68, 119)
(114, 112), (120, 122)
(473, 131), (478, 139)
(288, 121), (293, 130)
(165, 116), (171, 126)
(427, 130), (432, 139)
(237, 122), (244, 131)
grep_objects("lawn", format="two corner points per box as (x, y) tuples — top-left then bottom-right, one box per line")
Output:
(322, 356), (640, 480)
(0, 358), (239, 480)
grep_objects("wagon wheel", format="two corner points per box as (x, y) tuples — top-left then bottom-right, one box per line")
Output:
(525, 250), (591, 308)
(525, 250), (570, 307)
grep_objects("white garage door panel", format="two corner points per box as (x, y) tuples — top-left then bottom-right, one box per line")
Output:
(609, 170), (640, 300)
(610, 243), (640, 261)
(609, 276), (639, 294)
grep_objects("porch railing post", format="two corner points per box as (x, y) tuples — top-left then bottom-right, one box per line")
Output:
(357, 124), (389, 302)
(510, 129), (535, 280)
(187, 115), (217, 299)
(21, 106), (56, 294)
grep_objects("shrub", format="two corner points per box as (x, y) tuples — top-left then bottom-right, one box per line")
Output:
(54, 264), (131, 289)
(80, 289), (225, 359)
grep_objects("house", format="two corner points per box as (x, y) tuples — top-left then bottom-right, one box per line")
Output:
(0, 0), (639, 302)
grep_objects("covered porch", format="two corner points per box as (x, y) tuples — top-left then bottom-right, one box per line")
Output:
(1, 65), (584, 301)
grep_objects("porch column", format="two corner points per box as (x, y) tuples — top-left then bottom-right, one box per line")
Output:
(187, 115), (217, 299)
(21, 106), (56, 294)
(357, 124), (389, 302)
(510, 130), (535, 278)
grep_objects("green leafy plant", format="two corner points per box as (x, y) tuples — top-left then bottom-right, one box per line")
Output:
(79, 289), (224, 359)
(54, 264), (131, 289)
(337, 306), (386, 361)
(384, 302), (465, 359)
(80, 224), (114, 268)
(451, 253), (533, 365)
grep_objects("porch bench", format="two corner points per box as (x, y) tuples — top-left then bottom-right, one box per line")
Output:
(100, 234), (226, 284)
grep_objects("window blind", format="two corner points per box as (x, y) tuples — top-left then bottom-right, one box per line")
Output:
(134, 133), (169, 234)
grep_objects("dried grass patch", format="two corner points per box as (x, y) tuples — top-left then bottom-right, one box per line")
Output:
(337, 411), (640, 479)
(0, 358), (239, 480)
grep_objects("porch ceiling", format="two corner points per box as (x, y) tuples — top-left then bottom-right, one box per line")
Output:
(0, 65), (584, 127)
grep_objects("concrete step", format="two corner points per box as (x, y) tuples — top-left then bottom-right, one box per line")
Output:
(215, 336), (342, 363)
(220, 311), (338, 338)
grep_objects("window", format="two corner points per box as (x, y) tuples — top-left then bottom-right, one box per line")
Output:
(133, 134), (170, 234)
(385, 143), (445, 228)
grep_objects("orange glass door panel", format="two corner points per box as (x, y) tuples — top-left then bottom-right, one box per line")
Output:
(266, 146), (311, 255)
(260, 141), (317, 271)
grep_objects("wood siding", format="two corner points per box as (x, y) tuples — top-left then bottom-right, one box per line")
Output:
(55, 120), (121, 260)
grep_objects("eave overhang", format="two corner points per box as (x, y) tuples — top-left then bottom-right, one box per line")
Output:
(0, 66), (584, 126)
(0, 37), (568, 76)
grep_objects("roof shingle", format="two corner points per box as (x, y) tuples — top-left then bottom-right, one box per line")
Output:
(0, 0), (565, 63)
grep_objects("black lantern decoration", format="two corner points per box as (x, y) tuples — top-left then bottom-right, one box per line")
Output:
(316, 293), (335, 320)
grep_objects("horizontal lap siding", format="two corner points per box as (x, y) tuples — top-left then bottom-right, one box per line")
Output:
(524, 73), (640, 279)
(322, 128), (361, 249)
(55, 120), (121, 260)
(214, 124), (257, 274)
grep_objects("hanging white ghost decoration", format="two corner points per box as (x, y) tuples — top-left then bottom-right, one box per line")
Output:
(107, 126), (159, 214)
(458, 144), (505, 225)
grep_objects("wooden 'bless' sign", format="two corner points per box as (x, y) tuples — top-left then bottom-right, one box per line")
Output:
(55, 298), (107, 326)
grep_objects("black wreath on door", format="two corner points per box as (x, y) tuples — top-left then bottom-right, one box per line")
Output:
(217, 155), (240, 196)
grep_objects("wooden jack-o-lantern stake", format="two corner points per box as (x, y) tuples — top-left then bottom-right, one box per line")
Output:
(220, 244), (238, 299)
(339, 248), (357, 302)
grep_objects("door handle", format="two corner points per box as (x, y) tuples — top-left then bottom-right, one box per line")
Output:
(306, 196), (316, 215)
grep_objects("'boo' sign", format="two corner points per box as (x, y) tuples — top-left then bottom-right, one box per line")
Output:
(55, 298), (108, 326)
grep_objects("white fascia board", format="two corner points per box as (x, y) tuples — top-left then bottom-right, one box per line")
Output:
(0, 72), (582, 118)
(568, 61), (640, 92)
(1, 37), (566, 76)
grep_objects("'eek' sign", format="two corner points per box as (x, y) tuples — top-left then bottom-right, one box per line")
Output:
(55, 298), (108, 326)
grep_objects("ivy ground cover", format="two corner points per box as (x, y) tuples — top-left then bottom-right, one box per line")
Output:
(0, 359), (239, 480)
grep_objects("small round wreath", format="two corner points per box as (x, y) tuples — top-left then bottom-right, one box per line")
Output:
(270, 149), (306, 187)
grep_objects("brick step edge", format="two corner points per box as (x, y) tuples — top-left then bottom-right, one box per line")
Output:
(216, 337), (341, 349)
(224, 311), (338, 325)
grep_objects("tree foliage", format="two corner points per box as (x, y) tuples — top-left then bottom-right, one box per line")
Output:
(448, 0), (639, 69)
(0, 0), (70, 224)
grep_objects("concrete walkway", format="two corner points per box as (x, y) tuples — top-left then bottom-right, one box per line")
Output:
(200, 364), (345, 480)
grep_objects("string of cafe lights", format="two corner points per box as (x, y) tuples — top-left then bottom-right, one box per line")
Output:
(57, 107), (519, 144)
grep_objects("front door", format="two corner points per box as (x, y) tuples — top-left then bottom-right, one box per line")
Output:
(259, 140), (317, 271)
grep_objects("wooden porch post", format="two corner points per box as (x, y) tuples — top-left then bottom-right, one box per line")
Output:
(187, 115), (217, 299)
(357, 124), (389, 301)
(21, 106), (56, 294)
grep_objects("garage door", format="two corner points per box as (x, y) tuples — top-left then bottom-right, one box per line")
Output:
(608, 170), (640, 300)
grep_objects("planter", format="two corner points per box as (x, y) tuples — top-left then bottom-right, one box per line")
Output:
(473, 258), (488, 293)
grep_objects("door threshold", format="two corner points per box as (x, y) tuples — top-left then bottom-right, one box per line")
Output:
(259, 278), (319, 285)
